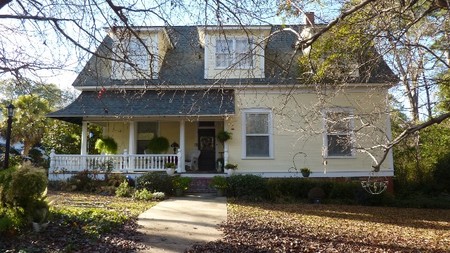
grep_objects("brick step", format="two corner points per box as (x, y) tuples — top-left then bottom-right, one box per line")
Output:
(186, 177), (216, 193)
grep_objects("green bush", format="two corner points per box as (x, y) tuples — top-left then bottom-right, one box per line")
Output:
(0, 207), (25, 234)
(1, 163), (47, 210)
(68, 170), (98, 192)
(328, 181), (361, 200)
(115, 181), (134, 197)
(266, 178), (317, 201)
(133, 188), (153, 201)
(227, 174), (268, 201)
(172, 176), (192, 191)
(137, 172), (173, 195)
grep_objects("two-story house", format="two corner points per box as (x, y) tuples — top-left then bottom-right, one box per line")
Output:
(48, 18), (395, 182)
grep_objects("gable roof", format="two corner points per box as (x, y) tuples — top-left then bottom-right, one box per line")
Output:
(71, 25), (397, 89)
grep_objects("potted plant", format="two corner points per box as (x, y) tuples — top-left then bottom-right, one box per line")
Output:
(164, 162), (176, 175)
(225, 163), (238, 176)
(217, 130), (232, 144)
(300, 167), (311, 178)
(147, 136), (170, 154)
(94, 136), (118, 154)
(210, 176), (227, 196)
(172, 176), (192, 196)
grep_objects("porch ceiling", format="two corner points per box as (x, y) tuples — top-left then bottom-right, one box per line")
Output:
(47, 89), (235, 124)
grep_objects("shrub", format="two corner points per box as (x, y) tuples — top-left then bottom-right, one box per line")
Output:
(152, 192), (166, 200)
(106, 173), (126, 187)
(308, 187), (326, 202)
(266, 178), (316, 201)
(3, 163), (47, 211)
(115, 181), (134, 198)
(133, 188), (153, 201)
(0, 207), (25, 235)
(328, 181), (361, 200)
(68, 170), (98, 192)
(210, 176), (227, 190)
(172, 176), (192, 191)
(227, 174), (268, 201)
(137, 172), (173, 195)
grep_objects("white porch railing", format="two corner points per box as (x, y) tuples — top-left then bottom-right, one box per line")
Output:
(48, 149), (181, 174)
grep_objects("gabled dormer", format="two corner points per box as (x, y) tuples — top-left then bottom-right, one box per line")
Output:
(109, 27), (173, 80)
(198, 26), (271, 80)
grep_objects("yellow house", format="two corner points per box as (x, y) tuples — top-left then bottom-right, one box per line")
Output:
(48, 22), (395, 181)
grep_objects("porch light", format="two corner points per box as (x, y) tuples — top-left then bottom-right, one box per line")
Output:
(171, 142), (179, 154)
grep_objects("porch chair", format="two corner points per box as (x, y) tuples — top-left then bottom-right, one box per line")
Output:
(185, 149), (201, 171)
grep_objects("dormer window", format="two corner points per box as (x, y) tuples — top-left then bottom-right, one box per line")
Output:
(119, 38), (150, 72)
(215, 38), (253, 69)
(112, 37), (155, 79)
(110, 27), (173, 80)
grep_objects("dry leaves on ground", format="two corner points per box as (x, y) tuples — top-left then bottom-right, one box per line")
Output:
(188, 202), (450, 253)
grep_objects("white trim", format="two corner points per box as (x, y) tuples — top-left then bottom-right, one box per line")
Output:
(75, 83), (393, 92)
(322, 107), (355, 158)
(241, 108), (274, 159)
(204, 34), (209, 79)
(214, 37), (254, 70)
(236, 170), (394, 178)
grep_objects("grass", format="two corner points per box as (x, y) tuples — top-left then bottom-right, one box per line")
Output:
(0, 191), (157, 252)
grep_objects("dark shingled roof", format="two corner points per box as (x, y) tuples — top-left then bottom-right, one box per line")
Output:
(71, 25), (396, 88)
(48, 89), (235, 124)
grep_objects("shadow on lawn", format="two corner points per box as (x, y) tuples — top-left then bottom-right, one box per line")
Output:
(235, 201), (450, 231)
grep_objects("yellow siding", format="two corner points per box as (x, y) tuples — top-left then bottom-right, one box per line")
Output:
(104, 122), (129, 154)
(226, 87), (391, 174)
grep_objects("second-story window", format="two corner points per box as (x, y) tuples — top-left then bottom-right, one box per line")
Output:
(122, 38), (149, 71)
(215, 38), (253, 69)
(323, 108), (355, 157)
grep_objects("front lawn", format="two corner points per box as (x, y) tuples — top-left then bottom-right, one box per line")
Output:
(0, 191), (156, 252)
(189, 202), (450, 252)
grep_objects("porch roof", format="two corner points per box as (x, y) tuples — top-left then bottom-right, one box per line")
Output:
(48, 89), (235, 124)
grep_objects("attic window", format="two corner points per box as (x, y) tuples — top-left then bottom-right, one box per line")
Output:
(112, 37), (158, 79)
(215, 38), (253, 69)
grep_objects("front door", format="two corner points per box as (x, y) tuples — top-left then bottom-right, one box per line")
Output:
(198, 128), (216, 171)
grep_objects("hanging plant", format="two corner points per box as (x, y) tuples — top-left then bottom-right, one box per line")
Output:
(217, 130), (232, 143)
(94, 136), (118, 154)
(147, 136), (170, 154)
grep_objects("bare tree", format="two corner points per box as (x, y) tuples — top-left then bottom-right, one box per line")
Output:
(1, 0), (449, 171)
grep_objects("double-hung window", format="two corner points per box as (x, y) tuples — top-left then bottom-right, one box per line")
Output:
(216, 38), (253, 69)
(242, 109), (273, 158)
(323, 109), (354, 157)
(123, 38), (150, 71)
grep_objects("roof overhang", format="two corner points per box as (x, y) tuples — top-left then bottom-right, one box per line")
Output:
(47, 89), (235, 125)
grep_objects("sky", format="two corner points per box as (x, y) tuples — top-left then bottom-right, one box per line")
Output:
(0, 1), (342, 93)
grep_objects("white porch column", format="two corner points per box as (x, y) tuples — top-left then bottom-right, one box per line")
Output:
(128, 121), (136, 171)
(81, 121), (88, 155)
(128, 121), (136, 154)
(224, 143), (229, 166)
(179, 119), (186, 173)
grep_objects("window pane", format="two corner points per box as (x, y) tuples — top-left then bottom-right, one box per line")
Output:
(327, 134), (352, 156)
(246, 113), (268, 134)
(326, 112), (350, 133)
(246, 136), (269, 157)
(235, 39), (249, 53)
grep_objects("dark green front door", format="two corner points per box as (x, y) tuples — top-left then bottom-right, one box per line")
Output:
(198, 128), (216, 171)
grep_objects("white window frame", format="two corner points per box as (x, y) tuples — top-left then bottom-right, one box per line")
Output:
(241, 108), (273, 159)
(322, 108), (355, 158)
(112, 37), (157, 79)
(215, 38), (254, 69)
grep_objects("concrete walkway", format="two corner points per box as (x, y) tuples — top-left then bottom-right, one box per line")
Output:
(137, 194), (227, 252)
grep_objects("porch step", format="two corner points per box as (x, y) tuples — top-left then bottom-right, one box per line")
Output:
(186, 177), (216, 193)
